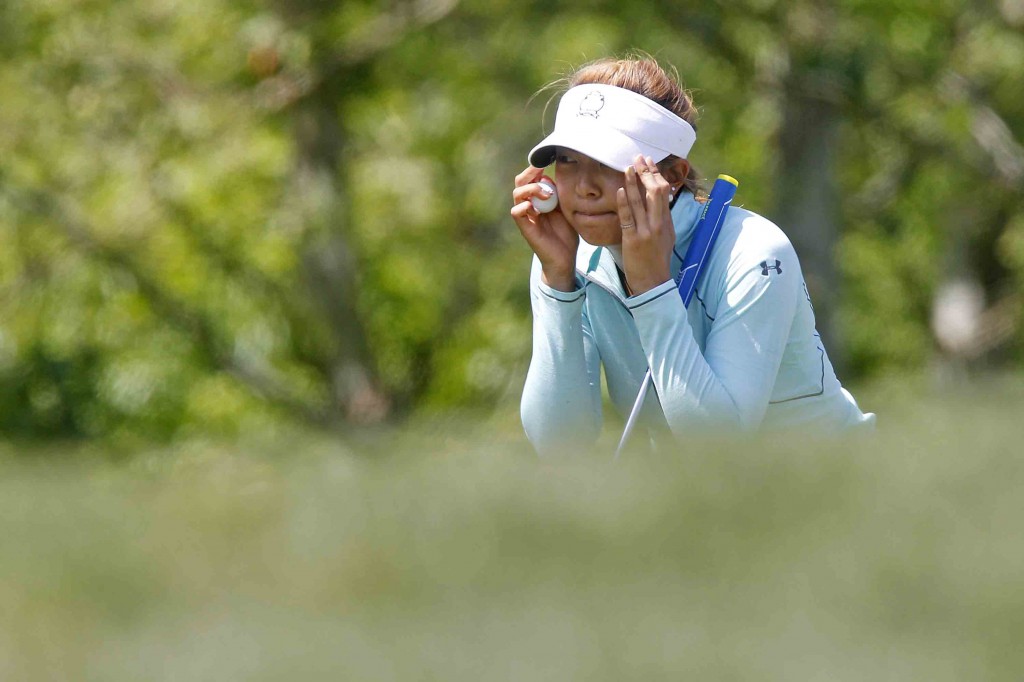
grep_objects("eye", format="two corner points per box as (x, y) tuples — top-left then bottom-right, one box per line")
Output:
(555, 152), (577, 164)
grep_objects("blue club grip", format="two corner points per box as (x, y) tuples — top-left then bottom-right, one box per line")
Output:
(676, 174), (739, 308)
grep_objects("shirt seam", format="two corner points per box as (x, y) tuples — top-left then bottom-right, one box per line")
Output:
(539, 287), (585, 304)
(626, 286), (675, 310)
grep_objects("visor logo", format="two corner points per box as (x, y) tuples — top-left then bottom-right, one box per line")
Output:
(578, 91), (605, 118)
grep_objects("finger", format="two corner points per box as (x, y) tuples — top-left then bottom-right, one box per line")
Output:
(512, 197), (536, 219)
(639, 156), (669, 222)
(638, 155), (660, 175)
(623, 165), (649, 235)
(507, 199), (540, 233)
(636, 156), (669, 195)
(512, 181), (553, 206)
(635, 154), (654, 177)
(634, 156), (653, 207)
(616, 187), (635, 240)
(511, 185), (530, 205)
(514, 166), (545, 188)
(636, 155), (672, 225)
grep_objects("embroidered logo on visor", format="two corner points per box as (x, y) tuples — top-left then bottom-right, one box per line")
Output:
(578, 91), (605, 118)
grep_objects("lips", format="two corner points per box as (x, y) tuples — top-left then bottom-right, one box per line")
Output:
(573, 210), (617, 220)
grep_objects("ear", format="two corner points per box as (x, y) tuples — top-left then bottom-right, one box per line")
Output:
(658, 157), (690, 193)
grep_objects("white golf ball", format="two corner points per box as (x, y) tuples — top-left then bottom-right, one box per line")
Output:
(530, 179), (558, 213)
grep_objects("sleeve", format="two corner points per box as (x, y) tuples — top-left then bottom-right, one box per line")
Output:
(520, 256), (603, 457)
(625, 226), (800, 435)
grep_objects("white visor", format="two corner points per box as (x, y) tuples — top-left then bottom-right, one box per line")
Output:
(528, 84), (696, 172)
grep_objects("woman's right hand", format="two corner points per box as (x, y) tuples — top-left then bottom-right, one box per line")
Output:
(511, 166), (579, 292)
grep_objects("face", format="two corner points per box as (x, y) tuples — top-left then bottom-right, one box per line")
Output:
(553, 147), (627, 246)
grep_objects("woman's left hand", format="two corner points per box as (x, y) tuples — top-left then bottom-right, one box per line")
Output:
(617, 154), (677, 295)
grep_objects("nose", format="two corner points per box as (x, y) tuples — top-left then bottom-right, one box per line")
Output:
(573, 163), (602, 198)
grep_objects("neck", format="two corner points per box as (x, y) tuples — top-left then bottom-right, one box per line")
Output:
(606, 244), (624, 269)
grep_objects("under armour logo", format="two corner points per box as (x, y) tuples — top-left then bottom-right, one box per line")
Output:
(578, 91), (605, 118)
(761, 259), (782, 276)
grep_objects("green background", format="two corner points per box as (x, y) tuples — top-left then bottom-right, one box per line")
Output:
(1, 2), (1023, 678)
(2, 0), (1021, 441)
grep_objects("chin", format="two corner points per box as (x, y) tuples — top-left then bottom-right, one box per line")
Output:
(569, 217), (622, 247)
(576, 227), (622, 247)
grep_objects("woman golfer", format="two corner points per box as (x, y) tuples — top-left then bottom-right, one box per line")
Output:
(511, 55), (874, 457)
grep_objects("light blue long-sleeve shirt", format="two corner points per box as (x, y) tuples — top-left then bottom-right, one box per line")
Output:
(521, 193), (875, 457)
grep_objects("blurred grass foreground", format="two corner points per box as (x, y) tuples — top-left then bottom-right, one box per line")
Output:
(2, 376), (1023, 680)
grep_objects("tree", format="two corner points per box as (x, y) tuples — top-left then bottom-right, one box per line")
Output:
(1, 0), (1021, 443)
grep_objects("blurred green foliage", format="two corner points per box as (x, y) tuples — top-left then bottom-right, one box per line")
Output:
(1, 377), (1023, 679)
(1, 0), (1022, 440)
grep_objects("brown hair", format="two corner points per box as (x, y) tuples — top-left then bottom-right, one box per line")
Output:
(543, 53), (705, 198)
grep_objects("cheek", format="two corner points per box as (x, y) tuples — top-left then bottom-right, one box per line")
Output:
(601, 174), (626, 200)
(553, 173), (575, 196)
